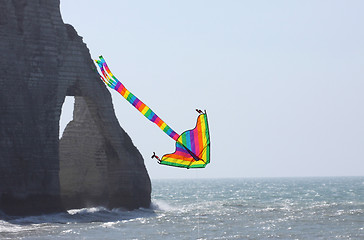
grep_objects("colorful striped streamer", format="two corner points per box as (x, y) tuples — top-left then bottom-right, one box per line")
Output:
(95, 56), (179, 141)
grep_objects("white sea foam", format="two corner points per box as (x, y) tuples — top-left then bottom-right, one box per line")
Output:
(101, 221), (119, 228)
(67, 206), (108, 215)
(150, 199), (176, 212)
(0, 220), (33, 233)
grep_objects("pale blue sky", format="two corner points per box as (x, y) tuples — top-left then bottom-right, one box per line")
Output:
(60, 0), (364, 179)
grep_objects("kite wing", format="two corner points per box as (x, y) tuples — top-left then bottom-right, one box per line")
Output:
(159, 112), (210, 168)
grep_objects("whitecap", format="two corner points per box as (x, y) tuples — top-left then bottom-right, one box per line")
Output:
(67, 206), (108, 215)
(0, 220), (34, 233)
(150, 199), (176, 212)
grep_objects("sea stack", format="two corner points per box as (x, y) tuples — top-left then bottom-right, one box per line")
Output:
(0, 0), (151, 215)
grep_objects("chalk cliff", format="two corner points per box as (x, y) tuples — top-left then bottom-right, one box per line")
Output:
(0, 0), (151, 215)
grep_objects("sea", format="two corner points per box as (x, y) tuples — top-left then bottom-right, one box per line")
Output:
(1, 177), (363, 240)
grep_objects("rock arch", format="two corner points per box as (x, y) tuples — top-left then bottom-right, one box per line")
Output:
(0, 0), (151, 215)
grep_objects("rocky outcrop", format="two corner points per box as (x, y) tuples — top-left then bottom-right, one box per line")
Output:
(0, 0), (151, 215)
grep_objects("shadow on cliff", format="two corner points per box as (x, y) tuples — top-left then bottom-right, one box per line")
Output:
(0, 206), (157, 225)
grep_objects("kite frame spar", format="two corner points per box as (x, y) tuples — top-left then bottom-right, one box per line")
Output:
(95, 56), (210, 169)
(159, 110), (210, 169)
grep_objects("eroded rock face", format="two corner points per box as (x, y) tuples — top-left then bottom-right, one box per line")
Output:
(59, 98), (151, 210)
(0, 0), (151, 215)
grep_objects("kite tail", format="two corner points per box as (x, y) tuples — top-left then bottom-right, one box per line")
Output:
(95, 56), (180, 141)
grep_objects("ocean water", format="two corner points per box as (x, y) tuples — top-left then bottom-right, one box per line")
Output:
(1, 177), (363, 239)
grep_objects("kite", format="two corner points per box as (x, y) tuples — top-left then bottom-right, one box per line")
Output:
(95, 56), (210, 168)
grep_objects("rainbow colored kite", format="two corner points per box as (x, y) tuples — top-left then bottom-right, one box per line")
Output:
(95, 56), (210, 168)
